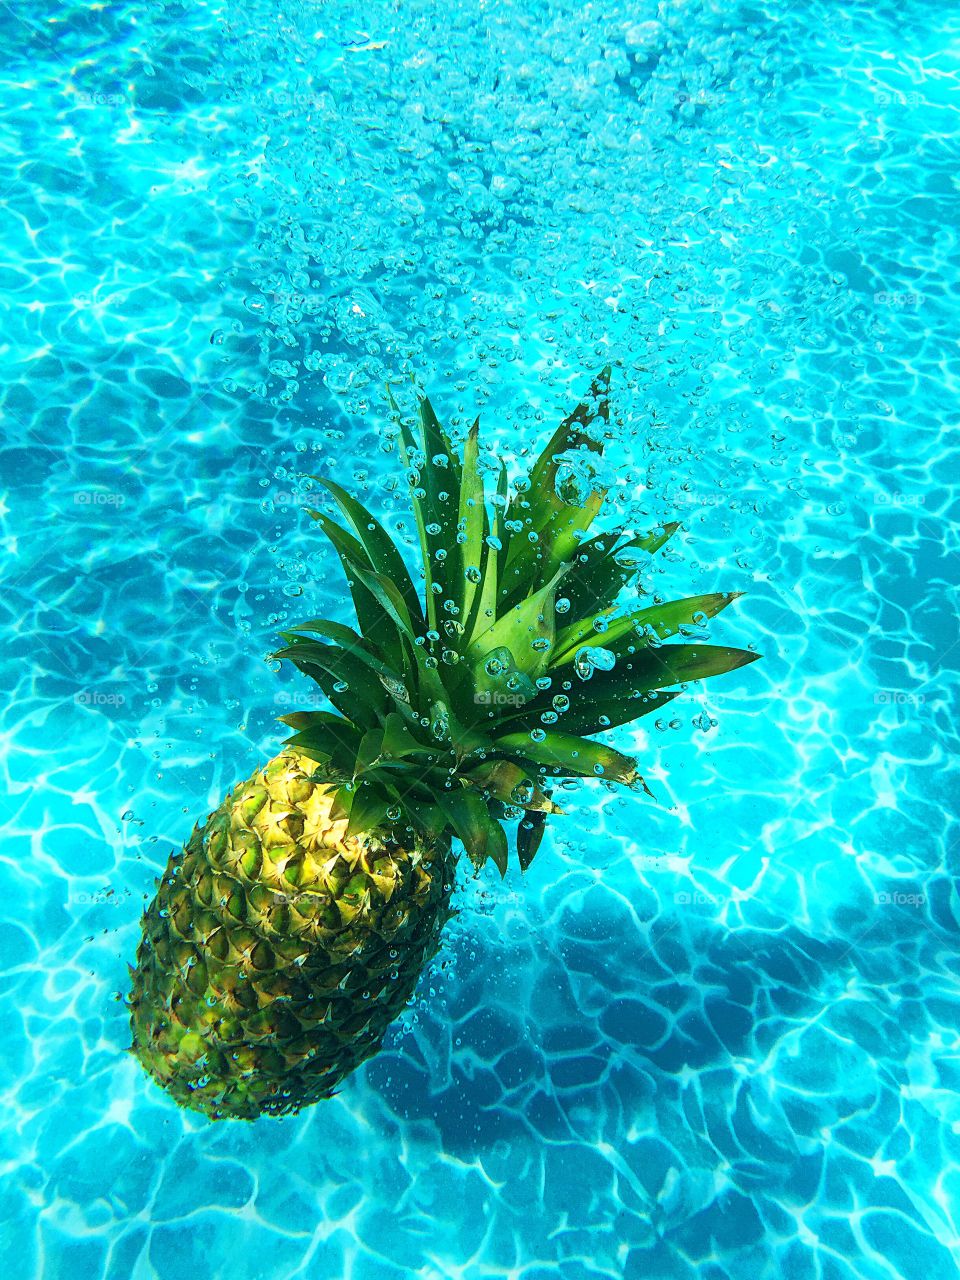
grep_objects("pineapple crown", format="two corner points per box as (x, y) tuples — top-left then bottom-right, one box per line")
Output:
(273, 367), (760, 874)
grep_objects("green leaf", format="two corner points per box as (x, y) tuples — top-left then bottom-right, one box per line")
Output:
(346, 562), (416, 640)
(517, 687), (682, 736)
(405, 800), (446, 842)
(306, 509), (405, 667)
(485, 819), (509, 878)
(462, 463), (505, 648)
(542, 608), (614, 669)
(380, 712), (441, 763)
(467, 566), (567, 677)
(507, 640), (758, 736)
(524, 366), (611, 536)
(273, 639), (389, 726)
(278, 709), (356, 733)
(499, 488), (607, 614)
(534, 487), (606, 583)
(330, 785), (354, 823)
(464, 519), (499, 645)
(350, 565), (450, 711)
(517, 810), (547, 872)
(492, 459), (510, 587)
(345, 779), (392, 839)
(284, 718), (364, 771)
(279, 618), (402, 684)
(281, 617), (364, 648)
(552, 592), (743, 667)
(419, 393), (463, 500)
(494, 729), (640, 785)
(394, 392), (461, 633)
(340, 560), (448, 708)
(464, 759), (564, 813)
(458, 418), (485, 622)
(614, 642), (761, 691)
(353, 727), (385, 778)
(632, 522), (683, 556)
(435, 787), (495, 870)
(311, 477), (425, 628)
(463, 645), (539, 723)
(444, 704), (495, 763)
(390, 388), (436, 632)
(499, 372), (611, 608)
(562, 522), (682, 619)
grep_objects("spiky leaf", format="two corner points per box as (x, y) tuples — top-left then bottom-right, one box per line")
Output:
(345, 779), (392, 839)
(517, 810), (547, 871)
(468, 567), (567, 678)
(458, 419), (485, 621)
(562, 522), (681, 620)
(311, 477), (425, 628)
(276, 371), (761, 882)
(552, 591), (742, 667)
(495, 729), (641, 786)
(525, 365), (611, 536)
(274, 640), (389, 728)
(465, 760), (564, 813)
(435, 787), (496, 871)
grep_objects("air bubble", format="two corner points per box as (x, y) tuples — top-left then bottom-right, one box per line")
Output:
(613, 548), (647, 570)
(574, 646), (616, 680)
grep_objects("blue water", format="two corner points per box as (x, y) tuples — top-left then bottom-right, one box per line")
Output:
(3, 0), (960, 1276)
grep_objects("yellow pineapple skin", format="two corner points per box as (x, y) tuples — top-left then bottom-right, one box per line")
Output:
(128, 750), (454, 1119)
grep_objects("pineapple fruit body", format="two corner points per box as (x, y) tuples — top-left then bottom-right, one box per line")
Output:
(129, 750), (454, 1119)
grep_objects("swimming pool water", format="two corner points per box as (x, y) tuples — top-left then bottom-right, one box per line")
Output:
(2, 0), (959, 1276)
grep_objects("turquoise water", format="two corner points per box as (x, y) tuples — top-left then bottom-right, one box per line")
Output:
(3, 0), (960, 1275)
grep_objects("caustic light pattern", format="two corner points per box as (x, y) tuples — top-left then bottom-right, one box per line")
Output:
(1, 0), (958, 1277)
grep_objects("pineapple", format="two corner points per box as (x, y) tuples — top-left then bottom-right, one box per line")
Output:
(128, 368), (760, 1119)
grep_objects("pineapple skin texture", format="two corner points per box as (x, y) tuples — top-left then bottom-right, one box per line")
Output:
(128, 750), (454, 1120)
